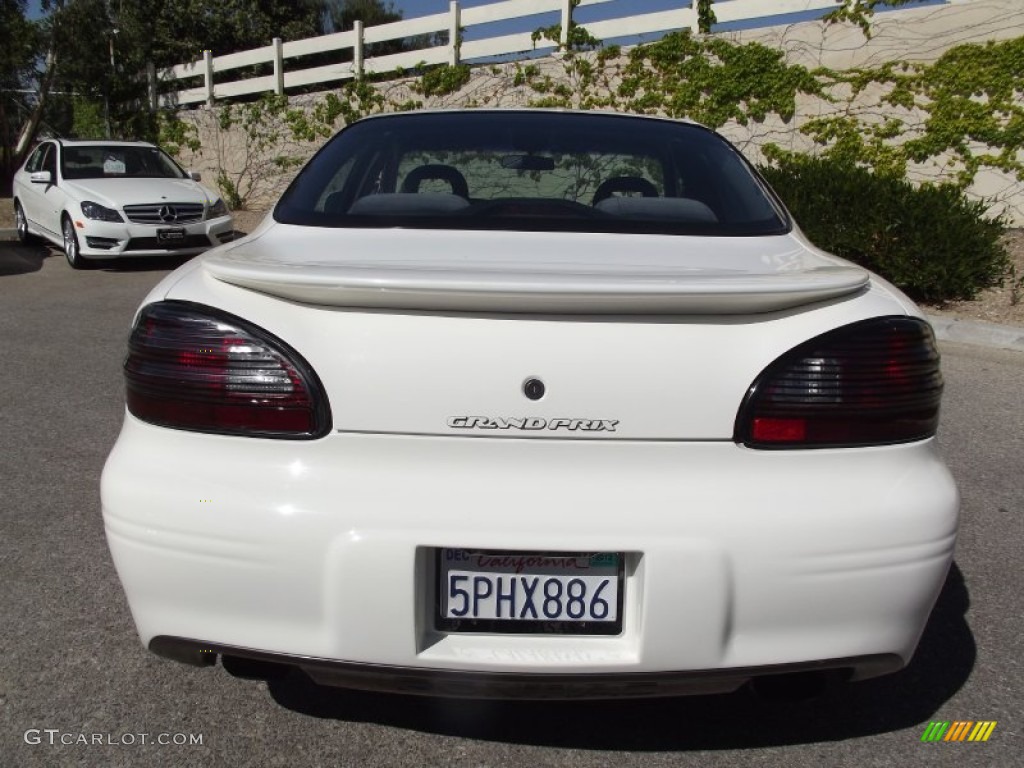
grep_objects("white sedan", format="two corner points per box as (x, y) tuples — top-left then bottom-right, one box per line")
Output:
(12, 139), (234, 268)
(101, 110), (958, 699)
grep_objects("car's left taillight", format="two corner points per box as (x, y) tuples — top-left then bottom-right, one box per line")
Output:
(124, 301), (331, 439)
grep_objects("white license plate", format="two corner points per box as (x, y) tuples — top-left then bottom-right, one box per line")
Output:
(157, 227), (185, 242)
(438, 549), (621, 630)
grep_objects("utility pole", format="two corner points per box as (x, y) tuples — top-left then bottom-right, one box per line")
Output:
(104, 0), (119, 138)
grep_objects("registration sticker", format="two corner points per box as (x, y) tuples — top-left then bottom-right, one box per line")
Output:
(103, 156), (126, 175)
(437, 549), (623, 634)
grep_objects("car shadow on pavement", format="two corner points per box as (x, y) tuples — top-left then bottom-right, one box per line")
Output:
(0, 240), (50, 276)
(0, 242), (195, 276)
(265, 563), (973, 750)
(94, 254), (195, 272)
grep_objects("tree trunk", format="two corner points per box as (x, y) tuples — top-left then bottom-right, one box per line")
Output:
(13, 44), (58, 165)
(1, 96), (11, 196)
(13, 0), (63, 169)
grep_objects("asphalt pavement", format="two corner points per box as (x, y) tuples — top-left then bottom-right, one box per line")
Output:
(1, 243), (1021, 768)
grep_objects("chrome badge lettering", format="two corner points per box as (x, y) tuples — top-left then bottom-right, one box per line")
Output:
(447, 417), (618, 432)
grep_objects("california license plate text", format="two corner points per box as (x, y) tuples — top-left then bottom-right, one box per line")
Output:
(445, 572), (617, 622)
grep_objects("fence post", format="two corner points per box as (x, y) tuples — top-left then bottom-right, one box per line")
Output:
(449, 1), (461, 66)
(272, 37), (284, 95)
(147, 62), (157, 111)
(560, 0), (572, 48)
(203, 49), (214, 107)
(354, 20), (364, 79)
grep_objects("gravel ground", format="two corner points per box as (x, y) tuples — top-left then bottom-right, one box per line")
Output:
(4, 199), (1023, 327)
(926, 229), (1024, 327)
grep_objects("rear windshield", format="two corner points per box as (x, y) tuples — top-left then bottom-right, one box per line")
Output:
(61, 145), (187, 180)
(275, 111), (789, 237)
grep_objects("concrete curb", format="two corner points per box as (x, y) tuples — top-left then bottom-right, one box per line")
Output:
(0, 228), (15, 239)
(927, 314), (1024, 354)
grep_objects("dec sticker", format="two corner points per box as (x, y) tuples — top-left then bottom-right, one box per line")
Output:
(103, 155), (126, 174)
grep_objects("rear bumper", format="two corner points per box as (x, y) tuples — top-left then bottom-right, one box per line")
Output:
(150, 635), (903, 699)
(102, 417), (958, 694)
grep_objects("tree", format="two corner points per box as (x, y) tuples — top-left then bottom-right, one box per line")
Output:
(319, 0), (432, 60)
(322, 0), (401, 35)
(133, 0), (325, 70)
(1, 0), (42, 190)
(3, 0), (329, 192)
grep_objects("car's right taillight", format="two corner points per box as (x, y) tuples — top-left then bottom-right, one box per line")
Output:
(735, 316), (943, 449)
(124, 301), (331, 439)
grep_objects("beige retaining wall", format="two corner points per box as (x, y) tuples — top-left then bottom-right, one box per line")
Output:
(175, 0), (1024, 223)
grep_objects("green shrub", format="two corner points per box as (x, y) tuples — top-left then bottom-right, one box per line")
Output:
(760, 156), (1009, 304)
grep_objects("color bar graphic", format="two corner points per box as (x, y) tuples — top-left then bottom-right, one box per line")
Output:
(945, 721), (973, 741)
(920, 721), (996, 742)
(968, 722), (997, 742)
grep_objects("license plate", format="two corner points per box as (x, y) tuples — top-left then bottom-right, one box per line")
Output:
(437, 549), (623, 635)
(157, 227), (185, 242)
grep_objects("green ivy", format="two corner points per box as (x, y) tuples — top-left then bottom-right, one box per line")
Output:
(414, 64), (471, 97)
(216, 171), (243, 210)
(206, 94), (304, 209)
(766, 36), (1024, 190)
(513, 64), (540, 87)
(696, 0), (716, 34)
(823, 0), (929, 38)
(619, 31), (823, 127)
(531, 0), (601, 52)
(289, 94), (344, 141)
(156, 110), (201, 157)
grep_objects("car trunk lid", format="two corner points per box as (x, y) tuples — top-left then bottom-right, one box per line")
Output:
(182, 225), (888, 441)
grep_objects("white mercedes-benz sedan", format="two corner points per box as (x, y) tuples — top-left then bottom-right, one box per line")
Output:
(101, 110), (958, 699)
(12, 139), (234, 268)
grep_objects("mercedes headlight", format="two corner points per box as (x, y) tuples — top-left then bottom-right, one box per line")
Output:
(208, 198), (228, 218)
(80, 201), (123, 222)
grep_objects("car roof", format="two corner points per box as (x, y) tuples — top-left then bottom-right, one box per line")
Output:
(353, 108), (700, 128)
(54, 139), (158, 148)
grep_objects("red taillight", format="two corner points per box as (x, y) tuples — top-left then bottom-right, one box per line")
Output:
(124, 302), (330, 439)
(736, 317), (943, 449)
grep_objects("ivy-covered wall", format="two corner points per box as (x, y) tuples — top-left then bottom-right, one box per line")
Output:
(170, 0), (1024, 223)
(721, 0), (1024, 222)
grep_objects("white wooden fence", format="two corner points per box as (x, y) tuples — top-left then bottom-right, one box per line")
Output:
(154, 0), (963, 108)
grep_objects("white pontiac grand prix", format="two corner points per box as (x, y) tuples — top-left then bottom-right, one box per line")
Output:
(101, 110), (959, 699)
